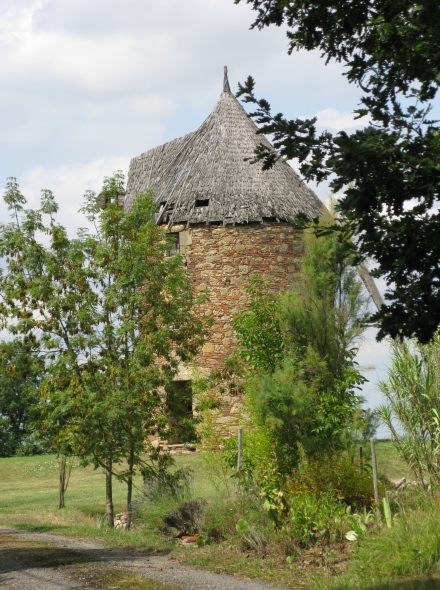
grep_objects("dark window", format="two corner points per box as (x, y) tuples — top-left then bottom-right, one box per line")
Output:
(166, 233), (179, 256)
(165, 380), (194, 443)
(195, 199), (209, 207)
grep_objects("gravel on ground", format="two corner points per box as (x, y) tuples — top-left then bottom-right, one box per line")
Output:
(0, 528), (281, 590)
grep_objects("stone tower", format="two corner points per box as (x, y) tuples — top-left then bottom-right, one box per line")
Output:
(124, 69), (323, 432)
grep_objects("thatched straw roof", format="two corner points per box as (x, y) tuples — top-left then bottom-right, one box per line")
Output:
(124, 69), (323, 226)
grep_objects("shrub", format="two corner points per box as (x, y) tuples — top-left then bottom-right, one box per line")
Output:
(378, 334), (440, 490)
(310, 495), (440, 589)
(132, 467), (194, 535)
(288, 491), (348, 547)
(287, 452), (384, 510)
(139, 467), (192, 503)
(159, 499), (206, 538)
(201, 491), (273, 548)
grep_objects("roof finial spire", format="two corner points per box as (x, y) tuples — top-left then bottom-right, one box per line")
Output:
(223, 66), (231, 93)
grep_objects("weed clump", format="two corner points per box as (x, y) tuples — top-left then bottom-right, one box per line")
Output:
(132, 467), (194, 537)
(159, 499), (206, 538)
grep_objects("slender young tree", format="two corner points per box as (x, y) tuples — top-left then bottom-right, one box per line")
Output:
(233, 218), (369, 469)
(0, 173), (206, 526)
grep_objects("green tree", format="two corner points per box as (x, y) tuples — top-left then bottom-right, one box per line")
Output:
(0, 173), (206, 526)
(233, 221), (369, 469)
(235, 0), (440, 344)
(0, 339), (44, 457)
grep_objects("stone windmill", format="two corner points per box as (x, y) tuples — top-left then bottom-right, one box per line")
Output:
(124, 69), (331, 433)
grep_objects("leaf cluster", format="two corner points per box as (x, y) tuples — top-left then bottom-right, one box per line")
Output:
(0, 339), (45, 457)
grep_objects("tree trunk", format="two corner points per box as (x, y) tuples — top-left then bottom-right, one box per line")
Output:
(126, 446), (134, 531)
(59, 455), (67, 509)
(105, 457), (114, 528)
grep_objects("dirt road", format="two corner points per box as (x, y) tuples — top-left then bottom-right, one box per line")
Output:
(0, 528), (281, 590)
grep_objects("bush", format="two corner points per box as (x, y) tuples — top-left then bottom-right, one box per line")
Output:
(159, 499), (206, 538)
(378, 334), (440, 489)
(288, 491), (348, 547)
(139, 467), (192, 503)
(132, 467), (194, 536)
(201, 491), (274, 549)
(311, 495), (440, 589)
(287, 452), (384, 510)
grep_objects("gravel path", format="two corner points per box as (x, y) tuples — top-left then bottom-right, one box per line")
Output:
(0, 528), (281, 590)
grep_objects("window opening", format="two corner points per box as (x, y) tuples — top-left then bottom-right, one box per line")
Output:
(166, 233), (180, 256)
(195, 198), (209, 207)
(165, 380), (194, 443)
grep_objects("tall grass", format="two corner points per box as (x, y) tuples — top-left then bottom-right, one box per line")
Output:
(378, 334), (440, 489)
(310, 494), (440, 589)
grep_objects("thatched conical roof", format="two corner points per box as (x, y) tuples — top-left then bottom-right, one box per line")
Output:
(124, 69), (323, 225)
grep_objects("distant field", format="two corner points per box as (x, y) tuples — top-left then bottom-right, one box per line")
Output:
(374, 440), (412, 481)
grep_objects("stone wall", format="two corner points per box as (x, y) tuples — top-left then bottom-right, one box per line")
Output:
(176, 222), (303, 370)
(168, 222), (303, 434)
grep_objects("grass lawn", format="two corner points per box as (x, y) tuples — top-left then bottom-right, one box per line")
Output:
(0, 442), (408, 538)
(0, 442), (420, 589)
(374, 440), (413, 481)
(0, 451), (223, 550)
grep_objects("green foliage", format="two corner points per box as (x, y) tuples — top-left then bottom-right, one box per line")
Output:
(355, 408), (381, 442)
(200, 489), (274, 550)
(233, 221), (368, 470)
(248, 448), (379, 547)
(378, 333), (440, 489)
(344, 509), (374, 542)
(0, 339), (45, 457)
(246, 359), (319, 468)
(139, 467), (193, 504)
(287, 452), (382, 510)
(232, 276), (283, 373)
(235, 0), (440, 344)
(312, 496), (440, 589)
(133, 466), (204, 540)
(288, 491), (348, 547)
(383, 495), (393, 529)
(0, 172), (206, 514)
(234, 517), (268, 553)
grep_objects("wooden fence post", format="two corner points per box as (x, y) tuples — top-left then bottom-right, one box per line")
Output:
(370, 438), (381, 518)
(236, 428), (243, 493)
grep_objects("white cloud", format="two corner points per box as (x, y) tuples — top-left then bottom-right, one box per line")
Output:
(315, 108), (370, 132)
(0, 0), (358, 176)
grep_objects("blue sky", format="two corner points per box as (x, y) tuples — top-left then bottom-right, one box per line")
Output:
(0, 0), (393, 429)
